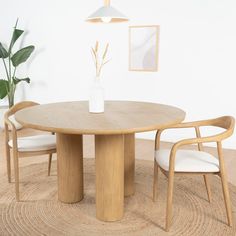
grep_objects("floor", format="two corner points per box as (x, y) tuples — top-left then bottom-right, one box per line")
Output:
(0, 128), (236, 186)
(1, 129), (236, 236)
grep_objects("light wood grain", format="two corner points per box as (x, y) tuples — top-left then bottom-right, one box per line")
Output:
(195, 126), (212, 202)
(153, 160), (159, 202)
(48, 154), (53, 176)
(166, 168), (175, 231)
(1, 130), (236, 186)
(124, 134), (135, 197)
(15, 101), (185, 135)
(14, 101), (185, 221)
(203, 175), (212, 203)
(57, 133), (83, 203)
(153, 116), (235, 231)
(217, 141), (233, 226)
(95, 134), (124, 221)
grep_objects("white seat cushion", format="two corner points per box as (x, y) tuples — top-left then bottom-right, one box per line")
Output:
(155, 149), (219, 172)
(8, 134), (56, 152)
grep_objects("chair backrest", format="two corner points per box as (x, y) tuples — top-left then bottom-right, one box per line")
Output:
(194, 116), (234, 151)
(4, 101), (39, 131)
(155, 116), (235, 151)
(211, 116), (235, 130)
(198, 116), (235, 142)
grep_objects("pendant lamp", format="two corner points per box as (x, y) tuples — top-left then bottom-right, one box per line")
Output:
(86, 0), (129, 23)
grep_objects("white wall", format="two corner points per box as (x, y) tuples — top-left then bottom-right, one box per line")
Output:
(1, 0), (236, 148)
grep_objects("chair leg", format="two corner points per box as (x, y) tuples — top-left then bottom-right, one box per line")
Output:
(13, 151), (20, 201)
(48, 154), (53, 176)
(6, 146), (11, 183)
(153, 161), (159, 202)
(203, 175), (212, 203)
(220, 173), (233, 226)
(217, 141), (233, 226)
(166, 171), (175, 232)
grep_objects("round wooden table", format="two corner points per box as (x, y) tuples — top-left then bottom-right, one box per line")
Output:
(15, 101), (185, 221)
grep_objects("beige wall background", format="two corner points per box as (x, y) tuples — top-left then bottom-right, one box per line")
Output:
(0, 0), (236, 148)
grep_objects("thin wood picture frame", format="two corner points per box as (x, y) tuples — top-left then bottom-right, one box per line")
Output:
(129, 25), (160, 72)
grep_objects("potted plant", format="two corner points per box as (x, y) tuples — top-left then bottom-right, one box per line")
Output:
(0, 20), (35, 128)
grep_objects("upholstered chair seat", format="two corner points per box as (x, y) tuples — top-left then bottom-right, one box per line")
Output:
(155, 149), (219, 173)
(8, 134), (56, 152)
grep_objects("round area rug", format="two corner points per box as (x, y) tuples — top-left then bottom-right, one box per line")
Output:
(0, 159), (235, 236)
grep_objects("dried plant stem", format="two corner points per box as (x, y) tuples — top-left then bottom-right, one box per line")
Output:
(91, 42), (110, 78)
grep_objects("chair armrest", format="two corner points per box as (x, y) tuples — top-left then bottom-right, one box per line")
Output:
(154, 117), (233, 151)
(172, 134), (220, 150)
(154, 121), (198, 150)
(166, 132), (229, 172)
(155, 116), (234, 172)
(158, 120), (206, 130)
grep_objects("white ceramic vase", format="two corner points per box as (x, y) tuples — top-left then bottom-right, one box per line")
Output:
(89, 77), (104, 113)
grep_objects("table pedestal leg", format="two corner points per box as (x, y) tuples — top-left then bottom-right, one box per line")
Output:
(95, 134), (124, 221)
(124, 134), (135, 197)
(56, 133), (83, 203)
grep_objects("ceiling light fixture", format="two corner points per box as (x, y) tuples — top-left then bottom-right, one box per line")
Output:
(86, 0), (129, 23)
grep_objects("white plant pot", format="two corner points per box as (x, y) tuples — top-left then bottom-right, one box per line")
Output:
(89, 78), (104, 113)
(0, 106), (23, 130)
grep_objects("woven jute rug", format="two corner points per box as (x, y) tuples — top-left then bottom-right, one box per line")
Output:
(0, 159), (235, 236)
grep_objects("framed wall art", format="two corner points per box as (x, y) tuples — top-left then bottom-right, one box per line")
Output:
(129, 25), (160, 72)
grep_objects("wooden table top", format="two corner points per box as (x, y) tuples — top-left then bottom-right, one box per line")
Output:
(15, 101), (186, 135)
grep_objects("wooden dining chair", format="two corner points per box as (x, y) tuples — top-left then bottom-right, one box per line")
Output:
(4, 101), (57, 201)
(152, 116), (235, 231)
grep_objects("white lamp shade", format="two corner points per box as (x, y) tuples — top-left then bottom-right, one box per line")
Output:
(86, 6), (129, 23)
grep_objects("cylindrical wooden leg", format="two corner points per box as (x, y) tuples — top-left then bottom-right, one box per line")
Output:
(124, 134), (135, 197)
(56, 133), (83, 203)
(95, 134), (124, 221)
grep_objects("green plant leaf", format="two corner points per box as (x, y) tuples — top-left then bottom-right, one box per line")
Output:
(13, 77), (30, 85)
(8, 29), (24, 54)
(0, 79), (9, 99)
(11, 45), (35, 67)
(0, 43), (9, 58)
